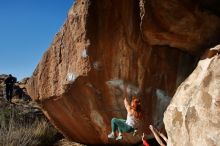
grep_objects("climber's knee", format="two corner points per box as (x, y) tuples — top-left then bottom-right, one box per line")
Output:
(111, 118), (117, 123)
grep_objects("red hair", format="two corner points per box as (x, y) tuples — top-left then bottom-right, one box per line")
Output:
(131, 97), (143, 120)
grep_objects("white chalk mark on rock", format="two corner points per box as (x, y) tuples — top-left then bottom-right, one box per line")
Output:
(81, 49), (88, 58)
(67, 72), (78, 82)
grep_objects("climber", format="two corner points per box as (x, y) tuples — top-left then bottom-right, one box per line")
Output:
(142, 133), (150, 146)
(4, 74), (17, 103)
(148, 125), (167, 146)
(108, 96), (143, 140)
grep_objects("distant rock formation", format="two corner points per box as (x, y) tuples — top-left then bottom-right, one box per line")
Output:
(26, 0), (220, 145)
(0, 74), (30, 100)
(0, 74), (8, 97)
(164, 46), (220, 146)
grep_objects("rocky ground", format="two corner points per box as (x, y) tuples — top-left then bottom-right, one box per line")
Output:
(0, 93), (85, 146)
(0, 74), (85, 146)
(54, 139), (86, 146)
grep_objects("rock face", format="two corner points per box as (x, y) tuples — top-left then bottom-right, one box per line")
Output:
(164, 50), (220, 146)
(26, 0), (220, 145)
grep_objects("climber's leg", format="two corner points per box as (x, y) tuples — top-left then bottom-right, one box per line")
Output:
(108, 117), (121, 138)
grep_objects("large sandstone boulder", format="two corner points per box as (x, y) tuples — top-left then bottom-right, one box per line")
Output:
(26, 0), (220, 145)
(164, 49), (220, 146)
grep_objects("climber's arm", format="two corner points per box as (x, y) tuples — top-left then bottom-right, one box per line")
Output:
(152, 125), (168, 142)
(124, 97), (131, 111)
(142, 133), (150, 146)
(149, 125), (166, 146)
(158, 132), (168, 142)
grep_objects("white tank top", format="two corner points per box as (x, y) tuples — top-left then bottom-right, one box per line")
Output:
(126, 113), (138, 128)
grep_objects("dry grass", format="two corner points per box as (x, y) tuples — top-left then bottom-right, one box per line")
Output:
(54, 139), (86, 146)
(0, 105), (58, 146)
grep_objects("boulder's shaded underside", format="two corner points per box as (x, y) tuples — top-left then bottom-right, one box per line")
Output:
(27, 0), (220, 145)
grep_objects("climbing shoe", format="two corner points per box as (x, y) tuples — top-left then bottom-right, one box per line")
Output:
(116, 135), (123, 140)
(108, 133), (115, 139)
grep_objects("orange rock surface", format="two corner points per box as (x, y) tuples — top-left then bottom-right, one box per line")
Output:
(26, 0), (220, 145)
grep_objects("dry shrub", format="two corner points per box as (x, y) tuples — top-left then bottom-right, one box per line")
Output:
(0, 106), (58, 146)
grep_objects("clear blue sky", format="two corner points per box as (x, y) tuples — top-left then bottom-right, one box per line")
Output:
(0, 0), (74, 81)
